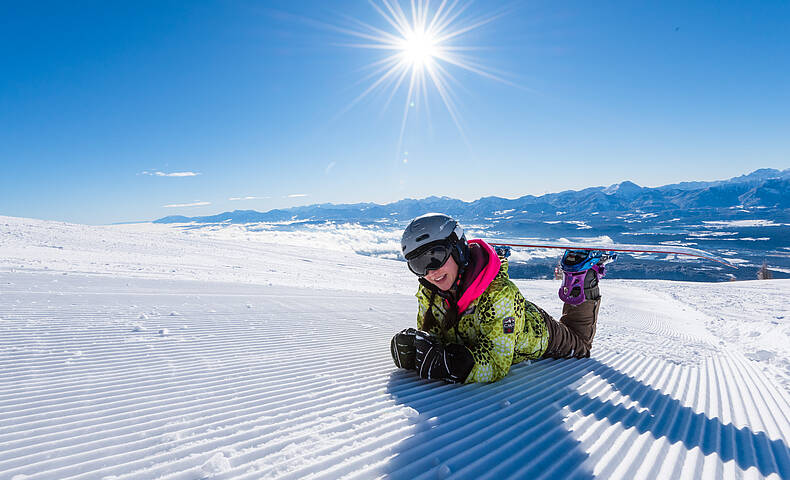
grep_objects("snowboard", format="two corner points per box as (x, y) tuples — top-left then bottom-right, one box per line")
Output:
(484, 239), (737, 269)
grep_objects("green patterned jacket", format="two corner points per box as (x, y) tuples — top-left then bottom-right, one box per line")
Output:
(416, 240), (549, 383)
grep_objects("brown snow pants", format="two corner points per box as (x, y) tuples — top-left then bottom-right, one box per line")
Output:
(541, 298), (601, 359)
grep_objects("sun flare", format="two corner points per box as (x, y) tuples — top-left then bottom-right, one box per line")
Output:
(337, 0), (512, 154)
(400, 29), (438, 68)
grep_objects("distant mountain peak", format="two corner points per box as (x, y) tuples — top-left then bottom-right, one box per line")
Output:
(659, 167), (790, 192)
(603, 180), (643, 195)
(733, 168), (786, 180)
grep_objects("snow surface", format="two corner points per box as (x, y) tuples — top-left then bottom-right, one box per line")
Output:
(1, 215), (789, 479)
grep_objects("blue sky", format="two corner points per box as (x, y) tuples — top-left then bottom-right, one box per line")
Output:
(1, 0), (788, 224)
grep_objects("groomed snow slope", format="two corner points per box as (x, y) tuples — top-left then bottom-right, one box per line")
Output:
(1, 216), (789, 479)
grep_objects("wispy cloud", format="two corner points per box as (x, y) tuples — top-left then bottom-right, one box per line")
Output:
(163, 201), (211, 208)
(229, 196), (268, 201)
(325, 162), (337, 175)
(287, 194), (308, 198)
(142, 171), (201, 177)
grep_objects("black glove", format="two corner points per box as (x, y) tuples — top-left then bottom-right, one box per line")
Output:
(414, 331), (475, 383)
(391, 328), (418, 369)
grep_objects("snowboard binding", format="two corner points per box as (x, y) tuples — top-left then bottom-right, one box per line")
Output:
(558, 249), (616, 305)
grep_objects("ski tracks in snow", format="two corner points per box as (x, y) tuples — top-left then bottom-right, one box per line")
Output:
(1, 272), (789, 479)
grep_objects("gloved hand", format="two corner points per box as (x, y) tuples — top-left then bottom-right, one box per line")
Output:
(414, 330), (474, 383)
(414, 330), (443, 380)
(390, 328), (418, 369)
(443, 343), (475, 383)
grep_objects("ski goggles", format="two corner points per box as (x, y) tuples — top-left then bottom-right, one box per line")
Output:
(406, 243), (452, 276)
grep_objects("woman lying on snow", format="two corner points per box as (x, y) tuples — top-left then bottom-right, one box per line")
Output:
(391, 213), (614, 383)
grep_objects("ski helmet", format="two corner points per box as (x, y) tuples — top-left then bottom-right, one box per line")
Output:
(401, 213), (470, 273)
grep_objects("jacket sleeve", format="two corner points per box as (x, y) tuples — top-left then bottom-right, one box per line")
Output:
(464, 284), (520, 383)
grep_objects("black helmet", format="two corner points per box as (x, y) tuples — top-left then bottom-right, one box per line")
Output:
(402, 213), (470, 273)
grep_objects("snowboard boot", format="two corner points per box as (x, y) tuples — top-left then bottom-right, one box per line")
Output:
(542, 250), (614, 358)
(558, 249), (615, 305)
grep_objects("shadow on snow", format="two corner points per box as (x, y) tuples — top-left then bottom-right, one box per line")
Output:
(382, 357), (790, 479)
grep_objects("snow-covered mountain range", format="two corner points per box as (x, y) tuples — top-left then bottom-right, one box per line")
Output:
(1, 215), (789, 479)
(155, 168), (790, 225)
(151, 169), (790, 282)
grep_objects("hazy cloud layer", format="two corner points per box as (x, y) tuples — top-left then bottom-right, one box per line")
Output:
(229, 196), (268, 201)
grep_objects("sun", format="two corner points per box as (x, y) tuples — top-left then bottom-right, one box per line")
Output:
(400, 29), (438, 69)
(336, 0), (513, 154)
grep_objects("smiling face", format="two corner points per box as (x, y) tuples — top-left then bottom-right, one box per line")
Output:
(423, 254), (459, 292)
